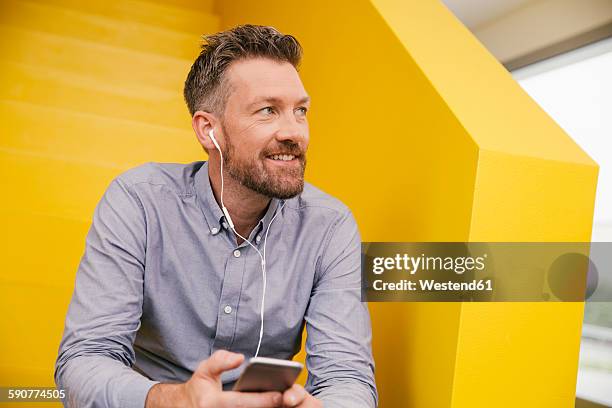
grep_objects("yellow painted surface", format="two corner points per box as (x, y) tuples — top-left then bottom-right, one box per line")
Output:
(371, 0), (593, 166)
(217, 0), (598, 407)
(0, 1), (217, 406)
(0, 0), (598, 407)
(449, 149), (596, 407)
(0, 0), (205, 60)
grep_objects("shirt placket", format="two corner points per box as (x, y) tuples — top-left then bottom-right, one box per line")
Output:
(212, 243), (246, 351)
(211, 223), (263, 352)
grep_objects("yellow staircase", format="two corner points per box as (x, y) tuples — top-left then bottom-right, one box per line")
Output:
(0, 0), (218, 403)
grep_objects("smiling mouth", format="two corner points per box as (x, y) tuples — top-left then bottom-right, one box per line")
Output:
(266, 154), (297, 161)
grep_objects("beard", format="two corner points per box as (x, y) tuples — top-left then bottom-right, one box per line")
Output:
(220, 122), (307, 199)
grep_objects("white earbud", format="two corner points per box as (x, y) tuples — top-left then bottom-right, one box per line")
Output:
(208, 128), (221, 150)
(207, 128), (285, 358)
(208, 129), (235, 230)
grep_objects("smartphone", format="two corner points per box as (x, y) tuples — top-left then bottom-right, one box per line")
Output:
(233, 357), (303, 392)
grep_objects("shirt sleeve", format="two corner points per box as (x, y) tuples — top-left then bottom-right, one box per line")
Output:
(304, 208), (378, 407)
(54, 177), (159, 408)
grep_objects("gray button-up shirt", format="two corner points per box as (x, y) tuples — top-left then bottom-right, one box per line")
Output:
(55, 161), (377, 408)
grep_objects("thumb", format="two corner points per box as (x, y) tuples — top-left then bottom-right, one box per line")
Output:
(195, 350), (244, 380)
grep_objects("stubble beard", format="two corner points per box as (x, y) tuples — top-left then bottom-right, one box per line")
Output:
(220, 122), (307, 199)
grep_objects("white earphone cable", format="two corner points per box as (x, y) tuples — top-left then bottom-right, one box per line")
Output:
(209, 129), (285, 358)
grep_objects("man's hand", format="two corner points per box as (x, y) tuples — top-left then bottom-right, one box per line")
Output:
(282, 384), (322, 407)
(145, 350), (283, 408)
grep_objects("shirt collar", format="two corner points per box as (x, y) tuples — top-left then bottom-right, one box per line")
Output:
(194, 161), (225, 234)
(194, 161), (284, 240)
(257, 195), (282, 239)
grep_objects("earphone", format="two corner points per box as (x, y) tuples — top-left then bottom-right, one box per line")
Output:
(208, 128), (285, 357)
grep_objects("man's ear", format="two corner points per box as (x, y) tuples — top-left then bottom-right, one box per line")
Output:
(192, 110), (218, 153)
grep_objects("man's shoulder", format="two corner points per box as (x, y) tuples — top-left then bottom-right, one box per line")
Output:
(114, 161), (203, 194)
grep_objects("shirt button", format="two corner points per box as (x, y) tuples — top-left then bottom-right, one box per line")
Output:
(224, 305), (232, 314)
(256, 235), (262, 243)
(233, 249), (241, 258)
(211, 227), (218, 234)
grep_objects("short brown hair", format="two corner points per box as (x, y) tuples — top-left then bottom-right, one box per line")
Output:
(183, 24), (303, 116)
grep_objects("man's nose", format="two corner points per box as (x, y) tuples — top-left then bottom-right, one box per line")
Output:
(275, 113), (306, 143)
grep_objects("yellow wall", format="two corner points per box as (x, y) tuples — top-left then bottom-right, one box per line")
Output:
(217, 0), (598, 406)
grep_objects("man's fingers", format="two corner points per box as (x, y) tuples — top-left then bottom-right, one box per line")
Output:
(195, 350), (244, 379)
(282, 384), (307, 407)
(220, 391), (282, 408)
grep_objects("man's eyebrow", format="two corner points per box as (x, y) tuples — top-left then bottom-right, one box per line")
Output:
(297, 96), (311, 105)
(247, 96), (311, 109)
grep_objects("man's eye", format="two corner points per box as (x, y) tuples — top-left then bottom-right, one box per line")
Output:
(260, 107), (274, 115)
(295, 107), (308, 116)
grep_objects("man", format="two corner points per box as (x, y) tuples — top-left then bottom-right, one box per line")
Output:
(55, 25), (377, 408)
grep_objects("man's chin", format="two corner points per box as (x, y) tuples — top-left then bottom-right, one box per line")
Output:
(267, 180), (304, 199)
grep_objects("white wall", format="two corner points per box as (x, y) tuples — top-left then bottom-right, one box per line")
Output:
(514, 37), (612, 240)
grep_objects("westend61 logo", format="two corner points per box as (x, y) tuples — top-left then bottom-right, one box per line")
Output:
(361, 242), (602, 302)
(371, 253), (488, 275)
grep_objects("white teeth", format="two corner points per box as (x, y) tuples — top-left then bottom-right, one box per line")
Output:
(270, 154), (295, 161)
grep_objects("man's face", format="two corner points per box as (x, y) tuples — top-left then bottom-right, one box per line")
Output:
(218, 57), (310, 199)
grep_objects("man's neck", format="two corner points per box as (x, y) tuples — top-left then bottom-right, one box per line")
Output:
(208, 162), (270, 244)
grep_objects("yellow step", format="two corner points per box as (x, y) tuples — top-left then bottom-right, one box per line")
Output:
(0, 59), (184, 101)
(1, 0), (209, 60)
(141, 0), (214, 12)
(0, 100), (202, 168)
(0, 61), (190, 129)
(0, 211), (87, 287)
(0, 149), (204, 221)
(0, 25), (193, 91)
(0, 282), (73, 382)
(25, 0), (218, 35)
(0, 150), (128, 220)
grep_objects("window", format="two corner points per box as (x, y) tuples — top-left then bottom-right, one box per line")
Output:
(514, 37), (612, 406)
